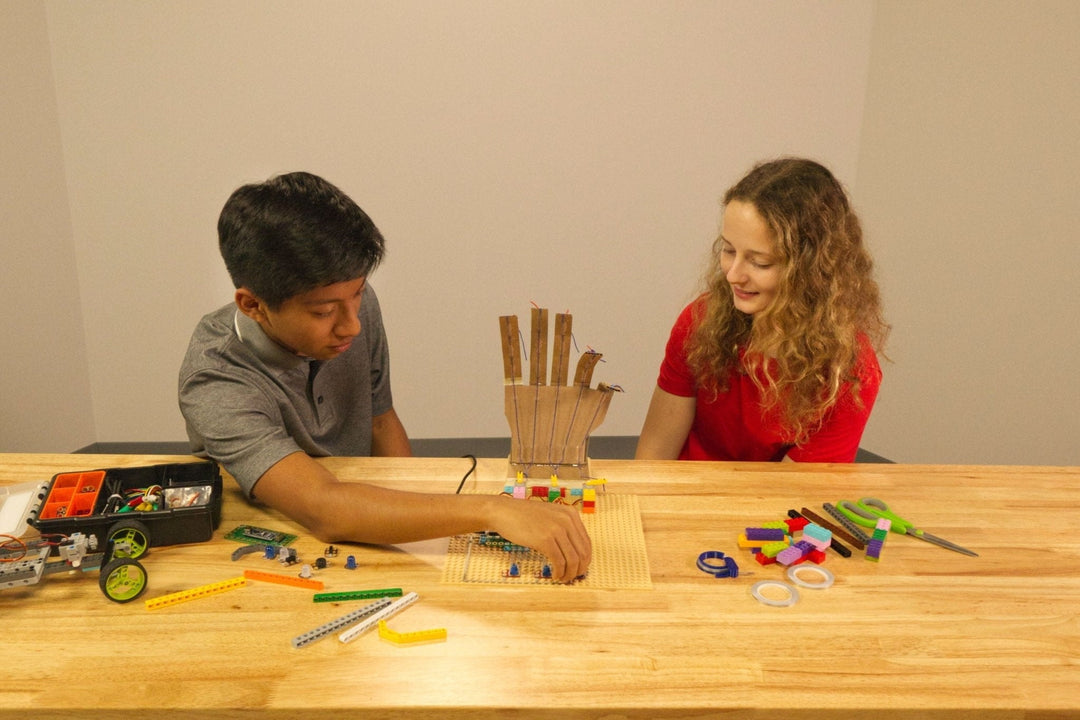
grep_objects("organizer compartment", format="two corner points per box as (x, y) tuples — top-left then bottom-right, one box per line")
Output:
(38, 471), (106, 520)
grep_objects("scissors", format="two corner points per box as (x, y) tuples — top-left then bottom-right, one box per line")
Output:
(836, 498), (978, 557)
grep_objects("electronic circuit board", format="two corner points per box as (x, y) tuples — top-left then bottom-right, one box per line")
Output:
(225, 524), (297, 547)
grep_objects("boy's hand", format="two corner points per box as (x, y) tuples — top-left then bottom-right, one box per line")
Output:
(488, 496), (592, 583)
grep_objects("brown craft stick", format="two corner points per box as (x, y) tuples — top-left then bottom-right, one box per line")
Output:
(499, 315), (522, 383)
(550, 313), (573, 386)
(529, 388), (558, 465)
(801, 506), (866, 550)
(561, 391), (602, 466)
(573, 351), (602, 387)
(546, 385), (579, 463)
(505, 386), (534, 464)
(590, 384), (616, 434)
(529, 307), (548, 386)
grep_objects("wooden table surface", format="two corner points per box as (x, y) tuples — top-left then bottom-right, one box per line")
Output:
(1, 454), (1077, 719)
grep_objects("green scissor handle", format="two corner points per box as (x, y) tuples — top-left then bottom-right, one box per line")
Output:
(836, 498), (912, 534)
(858, 498), (913, 534)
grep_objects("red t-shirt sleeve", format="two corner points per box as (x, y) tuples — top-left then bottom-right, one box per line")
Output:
(656, 301), (701, 398)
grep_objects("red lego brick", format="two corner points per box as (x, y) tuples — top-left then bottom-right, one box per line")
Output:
(784, 516), (810, 533)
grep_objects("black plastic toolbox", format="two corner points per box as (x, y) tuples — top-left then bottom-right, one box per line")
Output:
(27, 462), (223, 552)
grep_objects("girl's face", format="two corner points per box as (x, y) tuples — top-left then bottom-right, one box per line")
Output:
(718, 200), (781, 316)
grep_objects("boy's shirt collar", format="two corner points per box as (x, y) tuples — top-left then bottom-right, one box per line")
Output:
(233, 310), (313, 371)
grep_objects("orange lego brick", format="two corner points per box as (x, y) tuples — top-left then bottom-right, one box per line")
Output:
(244, 568), (324, 590)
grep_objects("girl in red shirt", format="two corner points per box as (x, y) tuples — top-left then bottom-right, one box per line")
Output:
(636, 158), (889, 462)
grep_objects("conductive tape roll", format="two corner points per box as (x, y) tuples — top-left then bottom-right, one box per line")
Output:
(786, 565), (835, 589)
(750, 580), (799, 607)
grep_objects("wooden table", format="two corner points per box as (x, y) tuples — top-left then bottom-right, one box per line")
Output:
(1, 454), (1077, 719)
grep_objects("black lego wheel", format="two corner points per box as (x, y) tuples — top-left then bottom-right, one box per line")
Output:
(99, 557), (148, 603)
(106, 519), (151, 560)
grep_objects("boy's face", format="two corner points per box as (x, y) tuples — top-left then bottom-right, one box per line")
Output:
(237, 277), (366, 360)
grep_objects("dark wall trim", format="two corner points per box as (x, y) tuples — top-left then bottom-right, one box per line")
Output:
(77, 437), (891, 462)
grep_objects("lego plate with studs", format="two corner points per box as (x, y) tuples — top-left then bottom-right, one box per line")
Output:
(442, 493), (651, 589)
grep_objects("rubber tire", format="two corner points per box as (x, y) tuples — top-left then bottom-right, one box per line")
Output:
(106, 519), (151, 560)
(99, 557), (148, 603)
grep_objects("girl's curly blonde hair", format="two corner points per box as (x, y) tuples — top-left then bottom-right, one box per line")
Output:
(686, 158), (889, 445)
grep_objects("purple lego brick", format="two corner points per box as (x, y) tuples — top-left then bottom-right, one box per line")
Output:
(746, 528), (787, 542)
(794, 540), (815, 553)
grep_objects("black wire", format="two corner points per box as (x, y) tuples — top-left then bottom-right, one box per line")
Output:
(455, 454), (477, 494)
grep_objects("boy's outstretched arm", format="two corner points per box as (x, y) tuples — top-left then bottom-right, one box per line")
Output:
(251, 451), (591, 583)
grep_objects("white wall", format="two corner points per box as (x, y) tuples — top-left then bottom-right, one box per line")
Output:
(0, 0), (96, 451)
(2, 2), (1076, 465)
(856, 1), (1080, 464)
(9, 0), (873, 448)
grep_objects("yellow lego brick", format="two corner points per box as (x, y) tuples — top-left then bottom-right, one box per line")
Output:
(378, 619), (447, 645)
(145, 576), (246, 610)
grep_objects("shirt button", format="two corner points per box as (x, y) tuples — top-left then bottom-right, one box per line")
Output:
(317, 396), (324, 404)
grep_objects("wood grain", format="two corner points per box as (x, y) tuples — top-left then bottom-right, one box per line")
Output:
(1, 454), (1077, 719)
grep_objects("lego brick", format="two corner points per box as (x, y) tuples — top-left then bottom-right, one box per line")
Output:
(800, 506), (866, 550)
(378, 620), (447, 645)
(784, 516), (810, 533)
(761, 540), (790, 558)
(144, 576), (246, 610)
(339, 592), (420, 643)
(745, 527), (787, 542)
(776, 545), (806, 566)
(313, 588), (404, 603)
(243, 568), (324, 590)
(802, 523), (833, 544)
(737, 533), (765, 549)
(292, 597), (393, 648)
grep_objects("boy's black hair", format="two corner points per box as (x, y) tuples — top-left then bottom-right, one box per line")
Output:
(218, 172), (385, 308)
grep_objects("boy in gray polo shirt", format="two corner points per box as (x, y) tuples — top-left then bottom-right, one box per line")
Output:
(179, 172), (590, 582)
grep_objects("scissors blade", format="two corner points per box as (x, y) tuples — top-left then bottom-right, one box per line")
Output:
(906, 528), (978, 557)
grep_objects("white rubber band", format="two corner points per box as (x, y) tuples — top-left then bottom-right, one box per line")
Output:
(750, 580), (799, 607)
(786, 565), (835, 589)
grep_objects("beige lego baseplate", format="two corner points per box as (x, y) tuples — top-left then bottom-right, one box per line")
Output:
(441, 494), (652, 590)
